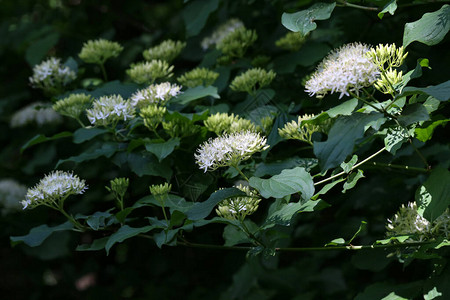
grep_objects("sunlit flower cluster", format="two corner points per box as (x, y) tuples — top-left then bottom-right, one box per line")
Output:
(279, 113), (330, 145)
(177, 67), (219, 88)
(201, 18), (244, 50)
(195, 131), (269, 172)
(0, 179), (27, 215)
(53, 93), (93, 121)
(305, 43), (379, 99)
(86, 95), (135, 127)
(230, 68), (276, 94)
(29, 57), (76, 93)
(130, 82), (182, 108)
(10, 102), (62, 128)
(216, 184), (261, 221)
(126, 60), (174, 84)
(143, 39), (186, 63)
(22, 171), (87, 209)
(79, 39), (123, 64)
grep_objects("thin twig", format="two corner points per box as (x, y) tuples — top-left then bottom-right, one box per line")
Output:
(336, 0), (379, 11)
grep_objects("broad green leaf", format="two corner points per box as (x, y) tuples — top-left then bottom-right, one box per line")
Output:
(223, 224), (252, 247)
(76, 237), (109, 251)
(342, 170), (364, 193)
(182, 0), (219, 37)
(403, 5), (450, 47)
(123, 152), (172, 179)
(89, 80), (140, 98)
(326, 238), (346, 246)
(73, 127), (108, 144)
(326, 98), (359, 117)
(415, 168), (450, 221)
(25, 32), (60, 66)
(254, 157), (318, 177)
(172, 86), (220, 105)
(378, 0), (397, 19)
(423, 287), (442, 300)
(21, 131), (72, 153)
(340, 155), (358, 174)
(249, 167), (314, 200)
(401, 80), (450, 101)
(153, 228), (180, 248)
(186, 188), (245, 220)
(273, 42), (331, 73)
(398, 103), (430, 126)
(384, 126), (413, 154)
(397, 59), (430, 93)
(10, 221), (73, 247)
(105, 225), (155, 254)
(312, 178), (345, 200)
(314, 113), (383, 171)
(415, 118), (449, 142)
(86, 211), (114, 230)
(56, 143), (118, 167)
(145, 138), (180, 162)
(115, 207), (134, 224)
(281, 2), (336, 35)
(423, 96), (441, 113)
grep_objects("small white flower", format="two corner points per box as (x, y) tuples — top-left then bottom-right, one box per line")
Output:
(305, 43), (379, 99)
(386, 202), (430, 242)
(86, 95), (135, 127)
(130, 82), (182, 108)
(29, 57), (76, 90)
(10, 102), (62, 128)
(23, 171), (87, 209)
(195, 131), (269, 172)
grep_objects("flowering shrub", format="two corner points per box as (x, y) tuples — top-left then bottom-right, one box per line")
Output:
(2, 0), (450, 299)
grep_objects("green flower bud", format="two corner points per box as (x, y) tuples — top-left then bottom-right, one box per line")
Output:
(279, 114), (330, 145)
(105, 177), (129, 200)
(53, 93), (93, 120)
(366, 43), (408, 71)
(149, 182), (172, 197)
(162, 118), (200, 138)
(126, 60), (174, 85)
(230, 68), (276, 94)
(217, 27), (257, 59)
(143, 39), (186, 63)
(79, 39), (123, 65)
(216, 184), (261, 221)
(275, 32), (307, 52)
(140, 104), (167, 131)
(374, 69), (403, 95)
(177, 68), (219, 88)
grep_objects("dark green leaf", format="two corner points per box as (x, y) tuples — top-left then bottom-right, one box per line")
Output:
(134, 194), (194, 213)
(415, 168), (450, 222)
(355, 281), (423, 300)
(401, 80), (450, 101)
(145, 138), (180, 162)
(282, 2), (336, 35)
(186, 188), (245, 220)
(56, 143), (118, 167)
(273, 42), (331, 73)
(172, 86), (220, 105)
(10, 221), (73, 247)
(89, 80), (140, 98)
(154, 228), (180, 248)
(340, 155), (358, 174)
(398, 103), (430, 126)
(86, 211), (114, 230)
(312, 178), (345, 200)
(73, 128), (108, 144)
(223, 224), (251, 247)
(384, 126), (412, 154)
(25, 32), (60, 66)
(314, 113), (383, 171)
(182, 0), (220, 37)
(403, 5), (450, 47)
(254, 157), (318, 177)
(21, 131), (72, 153)
(397, 59), (430, 93)
(125, 152), (172, 179)
(76, 237), (109, 251)
(115, 207), (135, 224)
(378, 0), (397, 19)
(105, 225), (155, 255)
(249, 167), (314, 200)
(342, 170), (364, 193)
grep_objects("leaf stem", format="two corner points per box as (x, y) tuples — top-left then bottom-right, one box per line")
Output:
(314, 147), (386, 186)
(366, 162), (430, 173)
(336, 0), (378, 11)
(409, 139), (430, 169)
(99, 63), (108, 82)
(232, 164), (250, 182)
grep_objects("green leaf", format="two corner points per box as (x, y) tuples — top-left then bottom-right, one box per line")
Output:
(403, 5), (450, 47)
(326, 238), (346, 246)
(355, 281), (423, 300)
(415, 118), (449, 142)
(73, 127), (108, 144)
(76, 237), (109, 251)
(254, 157), (318, 177)
(273, 42), (331, 73)
(378, 0), (397, 19)
(384, 126), (413, 154)
(172, 86), (220, 105)
(89, 80), (140, 98)
(397, 59), (430, 93)
(25, 32), (60, 66)
(398, 103), (430, 126)
(342, 170), (365, 193)
(281, 2), (336, 36)
(326, 98), (359, 117)
(21, 131), (72, 153)
(153, 228), (180, 248)
(415, 168), (450, 222)
(423, 96), (441, 113)
(86, 211), (114, 230)
(56, 143), (118, 167)
(223, 224), (252, 247)
(249, 167), (314, 200)
(145, 138), (180, 162)
(182, 0), (220, 37)
(312, 178), (345, 200)
(340, 155), (358, 174)
(423, 287), (443, 300)
(134, 194), (193, 213)
(10, 221), (73, 247)
(186, 188), (246, 220)
(105, 225), (155, 255)
(401, 80), (450, 101)
(314, 113), (383, 171)
(127, 152), (172, 178)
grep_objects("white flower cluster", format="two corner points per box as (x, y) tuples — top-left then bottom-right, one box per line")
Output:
(201, 18), (244, 50)
(29, 57), (76, 89)
(86, 95), (135, 127)
(130, 82), (182, 108)
(0, 179), (27, 215)
(10, 102), (62, 128)
(216, 184), (261, 221)
(305, 43), (379, 99)
(195, 131), (269, 172)
(22, 170), (87, 209)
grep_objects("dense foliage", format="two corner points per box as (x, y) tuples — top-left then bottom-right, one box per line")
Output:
(1, 0), (449, 299)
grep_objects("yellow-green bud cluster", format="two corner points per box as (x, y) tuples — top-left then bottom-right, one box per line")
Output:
(149, 182), (172, 197)
(21, 170), (87, 209)
(279, 114), (329, 145)
(260, 116), (274, 134)
(201, 19), (244, 50)
(204, 112), (257, 135)
(126, 60), (174, 85)
(177, 68), (219, 88)
(140, 105), (167, 131)
(367, 44), (408, 95)
(53, 93), (93, 120)
(230, 68), (276, 94)
(143, 39), (186, 63)
(79, 39), (123, 64)
(106, 177), (129, 200)
(162, 118), (200, 138)
(386, 202), (450, 242)
(217, 27), (257, 60)
(216, 184), (261, 221)
(275, 32), (307, 52)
